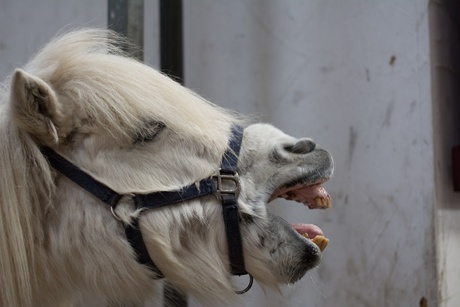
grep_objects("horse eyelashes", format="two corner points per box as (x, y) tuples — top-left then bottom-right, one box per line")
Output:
(134, 121), (166, 144)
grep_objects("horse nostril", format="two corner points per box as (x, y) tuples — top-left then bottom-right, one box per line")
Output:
(286, 139), (316, 154)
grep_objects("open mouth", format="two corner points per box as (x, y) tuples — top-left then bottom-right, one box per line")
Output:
(268, 178), (331, 252)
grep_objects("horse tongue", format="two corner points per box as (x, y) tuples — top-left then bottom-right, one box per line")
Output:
(292, 223), (329, 252)
(291, 223), (324, 238)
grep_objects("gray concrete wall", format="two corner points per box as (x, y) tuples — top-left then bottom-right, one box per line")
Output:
(0, 0), (107, 79)
(1, 1), (454, 306)
(183, 1), (437, 306)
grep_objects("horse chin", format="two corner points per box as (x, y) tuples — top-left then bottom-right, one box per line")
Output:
(243, 211), (322, 286)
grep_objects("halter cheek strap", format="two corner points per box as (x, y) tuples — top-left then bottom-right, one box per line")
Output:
(41, 125), (250, 290)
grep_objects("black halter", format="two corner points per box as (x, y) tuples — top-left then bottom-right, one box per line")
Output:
(41, 125), (253, 293)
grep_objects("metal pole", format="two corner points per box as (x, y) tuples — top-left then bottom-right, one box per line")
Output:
(160, 0), (187, 305)
(109, 1), (187, 305)
(108, 0), (144, 61)
(160, 0), (184, 84)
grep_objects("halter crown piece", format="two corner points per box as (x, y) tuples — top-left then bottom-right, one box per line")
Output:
(41, 125), (253, 294)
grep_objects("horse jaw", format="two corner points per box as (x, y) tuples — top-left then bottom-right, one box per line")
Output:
(235, 123), (333, 283)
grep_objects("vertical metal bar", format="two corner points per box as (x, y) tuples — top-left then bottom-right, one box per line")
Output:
(160, 0), (184, 84)
(126, 0), (144, 61)
(160, 0), (187, 306)
(453, 145), (460, 191)
(108, 0), (144, 61)
(109, 0), (186, 305)
(108, 0), (127, 35)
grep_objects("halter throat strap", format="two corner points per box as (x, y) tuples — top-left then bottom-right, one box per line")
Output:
(41, 125), (248, 280)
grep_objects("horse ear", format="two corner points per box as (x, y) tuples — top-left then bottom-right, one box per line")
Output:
(11, 69), (64, 144)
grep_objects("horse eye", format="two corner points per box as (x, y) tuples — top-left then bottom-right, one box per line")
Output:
(134, 121), (165, 144)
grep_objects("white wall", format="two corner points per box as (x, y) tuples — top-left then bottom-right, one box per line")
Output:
(0, 0), (105, 79)
(184, 1), (437, 306)
(1, 1), (455, 306)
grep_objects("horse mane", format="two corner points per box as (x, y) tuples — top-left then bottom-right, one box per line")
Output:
(0, 29), (246, 306)
(0, 106), (55, 306)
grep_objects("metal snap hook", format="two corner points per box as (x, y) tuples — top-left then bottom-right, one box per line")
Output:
(235, 274), (254, 295)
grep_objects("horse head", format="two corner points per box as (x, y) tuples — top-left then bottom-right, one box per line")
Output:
(1, 29), (333, 306)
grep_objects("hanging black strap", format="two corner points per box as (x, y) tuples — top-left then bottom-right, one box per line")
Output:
(125, 219), (164, 278)
(222, 194), (246, 275)
(219, 125), (246, 275)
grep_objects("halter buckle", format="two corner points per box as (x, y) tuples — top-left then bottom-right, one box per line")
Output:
(213, 170), (240, 199)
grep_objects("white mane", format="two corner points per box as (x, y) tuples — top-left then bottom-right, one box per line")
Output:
(0, 29), (245, 306)
(0, 99), (54, 306)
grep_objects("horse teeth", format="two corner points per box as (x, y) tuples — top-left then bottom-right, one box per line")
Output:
(314, 197), (331, 209)
(302, 233), (310, 239)
(314, 197), (324, 208)
(312, 235), (329, 252)
(326, 195), (332, 207)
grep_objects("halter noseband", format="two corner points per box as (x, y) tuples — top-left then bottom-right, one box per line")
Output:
(41, 125), (253, 294)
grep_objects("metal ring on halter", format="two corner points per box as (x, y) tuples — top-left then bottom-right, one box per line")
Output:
(235, 274), (254, 295)
(110, 205), (122, 221)
(110, 194), (135, 222)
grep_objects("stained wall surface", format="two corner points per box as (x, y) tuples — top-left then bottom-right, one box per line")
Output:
(183, 1), (437, 306)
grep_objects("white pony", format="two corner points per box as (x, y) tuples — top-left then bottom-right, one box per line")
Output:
(0, 29), (333, 306)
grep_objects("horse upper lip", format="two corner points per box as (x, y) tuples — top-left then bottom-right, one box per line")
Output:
(268, 178), (331, 209)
